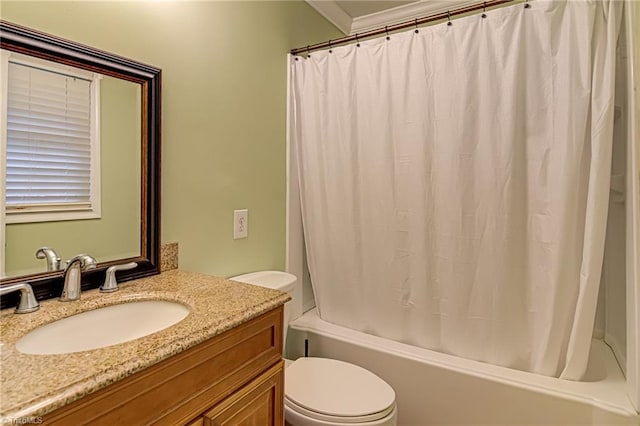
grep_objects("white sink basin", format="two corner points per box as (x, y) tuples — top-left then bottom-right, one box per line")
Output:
(16, 300), (190, 355)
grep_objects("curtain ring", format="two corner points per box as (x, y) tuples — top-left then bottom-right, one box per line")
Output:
(447, 10), (452, 26)
(482, 2), (487, 18)
(414, 18), (419, 33)
(328, 40), (333, 54)
(306, 45), (311, 58)
(356, 33), (360, 48)
(385, 25), (390, 40)
(524, 0), (531, 8)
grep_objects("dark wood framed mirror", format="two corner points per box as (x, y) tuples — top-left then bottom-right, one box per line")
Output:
(0, 20), (161, 310)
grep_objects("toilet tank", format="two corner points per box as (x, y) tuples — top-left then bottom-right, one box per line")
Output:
(229, 271), (297, 346)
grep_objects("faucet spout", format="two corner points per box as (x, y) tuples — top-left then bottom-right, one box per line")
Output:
(60, 254), (97, 302)
(35, 247), (62, 272)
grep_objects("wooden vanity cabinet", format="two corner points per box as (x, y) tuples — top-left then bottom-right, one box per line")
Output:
(201, 362), (283, 425)
(43, 306), (285, 426)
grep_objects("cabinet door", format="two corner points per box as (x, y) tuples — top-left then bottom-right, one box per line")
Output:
(204, 361), (284, 426)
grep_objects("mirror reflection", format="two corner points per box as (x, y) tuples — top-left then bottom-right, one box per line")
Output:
(2, 53), (142, 278)
(5, 76), (141, 277)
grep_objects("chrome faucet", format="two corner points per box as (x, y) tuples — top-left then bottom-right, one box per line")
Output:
(60, 254), (97, 302)
(35, 247), (62, 272)
(0, 282), (40, 313)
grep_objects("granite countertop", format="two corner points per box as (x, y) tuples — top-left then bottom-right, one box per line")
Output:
(0, 270), (289, 421)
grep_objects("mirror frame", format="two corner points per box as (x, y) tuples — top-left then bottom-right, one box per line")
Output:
(0, 20), (161, 310)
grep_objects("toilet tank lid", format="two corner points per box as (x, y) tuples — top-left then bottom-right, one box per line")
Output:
(229, 270), (297, 293)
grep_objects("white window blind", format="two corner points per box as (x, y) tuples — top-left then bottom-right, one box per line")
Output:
(2, 53), (101, 223)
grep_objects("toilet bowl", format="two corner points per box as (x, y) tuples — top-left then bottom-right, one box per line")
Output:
(229, 271), (397, 426)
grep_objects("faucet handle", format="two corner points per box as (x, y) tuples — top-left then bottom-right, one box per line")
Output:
(100, 262), (138, 293)
(0, 282), (40, 314)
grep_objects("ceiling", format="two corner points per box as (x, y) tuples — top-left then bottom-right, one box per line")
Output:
(306, 0), (482, 34)
(336, 1), (417, 18)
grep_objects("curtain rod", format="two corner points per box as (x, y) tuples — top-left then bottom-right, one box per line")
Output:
(291, 0), (520, 56)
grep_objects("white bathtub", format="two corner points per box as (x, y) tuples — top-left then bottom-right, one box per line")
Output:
(286, 309), (639, 426)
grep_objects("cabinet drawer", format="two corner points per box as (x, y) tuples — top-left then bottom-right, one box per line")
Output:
(204, 361), (284, 426)
(43, 306), (283, 425)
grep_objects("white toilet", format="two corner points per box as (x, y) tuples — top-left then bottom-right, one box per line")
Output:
(230, 271), (397, 426)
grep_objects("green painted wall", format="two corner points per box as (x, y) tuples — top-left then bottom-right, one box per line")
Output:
(1, 1), (340, 278)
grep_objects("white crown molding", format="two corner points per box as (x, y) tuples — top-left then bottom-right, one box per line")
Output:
(351, 0), (478, 34)
(306, 1), (482, 37)
(306, 0), (353, 34)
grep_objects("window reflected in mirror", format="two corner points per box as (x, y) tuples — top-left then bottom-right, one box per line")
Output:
(2, 51), (142, 279)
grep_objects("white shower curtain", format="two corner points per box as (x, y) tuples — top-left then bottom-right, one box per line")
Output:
(291, 0), (622, 379)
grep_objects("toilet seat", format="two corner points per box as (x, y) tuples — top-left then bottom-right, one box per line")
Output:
(285, 357), (396, 423)
(286, 397), (396, 424)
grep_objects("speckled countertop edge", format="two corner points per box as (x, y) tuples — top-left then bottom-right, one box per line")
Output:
(0, 270), (289, 421)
